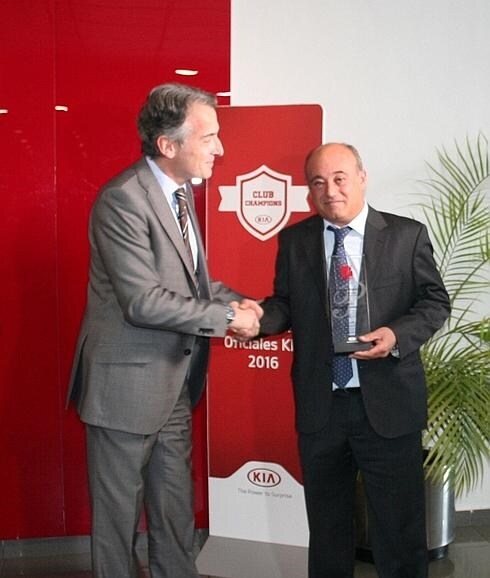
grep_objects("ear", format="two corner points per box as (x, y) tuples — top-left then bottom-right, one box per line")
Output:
(156, 135), (178, 159)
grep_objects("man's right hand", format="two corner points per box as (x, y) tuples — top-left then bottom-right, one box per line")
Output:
(228, 300), (261, 341)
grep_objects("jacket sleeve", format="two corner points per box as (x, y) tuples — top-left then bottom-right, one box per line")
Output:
(259, 230), (294, 336)
(90, 185), (232, 337)
(387, 224), (450, 357)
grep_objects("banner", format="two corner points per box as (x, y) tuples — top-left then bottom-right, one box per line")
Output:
(206, 105), (322, 546)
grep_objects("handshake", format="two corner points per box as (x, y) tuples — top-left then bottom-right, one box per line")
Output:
(227, 298), (263, 341)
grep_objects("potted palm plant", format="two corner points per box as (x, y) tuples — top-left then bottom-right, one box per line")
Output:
(420, 132), (490, 510)
(356, 134), (490, 561)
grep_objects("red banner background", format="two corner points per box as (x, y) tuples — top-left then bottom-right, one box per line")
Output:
(206, 105), (322, 482)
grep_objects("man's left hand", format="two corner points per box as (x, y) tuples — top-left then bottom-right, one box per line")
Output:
(351, 326), (397, 359)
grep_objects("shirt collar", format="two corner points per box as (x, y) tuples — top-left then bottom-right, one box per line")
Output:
(323, 202), (368, 236)
(145, 156), (183, 198)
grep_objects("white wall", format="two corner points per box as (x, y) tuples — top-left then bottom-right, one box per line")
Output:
(231, 0), (490, 511)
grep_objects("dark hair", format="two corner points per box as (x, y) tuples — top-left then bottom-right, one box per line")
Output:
(137, 83), (218, 158)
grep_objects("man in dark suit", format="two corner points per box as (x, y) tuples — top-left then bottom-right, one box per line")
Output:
(67, 84), (262, 578)
(257, 143), (450, 578)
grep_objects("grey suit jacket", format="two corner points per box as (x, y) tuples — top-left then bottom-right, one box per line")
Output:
(260, 206), (450, 438)
(67, 158), (242, 435)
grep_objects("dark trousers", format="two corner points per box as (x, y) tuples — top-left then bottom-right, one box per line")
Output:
(299, 388), (428, 578)
(85, 386), (199, 578)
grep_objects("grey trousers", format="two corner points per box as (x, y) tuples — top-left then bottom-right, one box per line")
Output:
(86, 386), (199, 578)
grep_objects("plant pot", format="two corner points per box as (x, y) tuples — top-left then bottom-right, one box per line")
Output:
(355, 466), (455, 563)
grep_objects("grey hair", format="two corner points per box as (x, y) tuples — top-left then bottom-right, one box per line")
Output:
(304, 142), (364, 177)
(137, 83), (217, 158)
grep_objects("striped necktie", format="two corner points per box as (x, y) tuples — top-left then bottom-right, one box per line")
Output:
(175, 187), (194, 265)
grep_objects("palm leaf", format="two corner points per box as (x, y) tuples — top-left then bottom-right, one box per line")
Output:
(417, 133), (490, 497)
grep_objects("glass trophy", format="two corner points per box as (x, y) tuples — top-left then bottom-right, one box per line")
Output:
(328, 254), (372, 353)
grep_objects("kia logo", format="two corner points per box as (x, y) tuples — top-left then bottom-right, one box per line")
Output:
(255, 214), (272, 225)
(247, 468), (281, 487)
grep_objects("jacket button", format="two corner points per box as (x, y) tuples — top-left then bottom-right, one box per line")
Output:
(184, 349), (192, 356)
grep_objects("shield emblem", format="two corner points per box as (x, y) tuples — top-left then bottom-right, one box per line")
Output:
(218, 164), (309, 241)
(237, 165), (288, 241)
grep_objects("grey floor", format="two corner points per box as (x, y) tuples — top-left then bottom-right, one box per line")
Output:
(1, 525), (490, 577)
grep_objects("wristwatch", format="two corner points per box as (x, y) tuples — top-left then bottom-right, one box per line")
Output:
(225, 306), (236, 325)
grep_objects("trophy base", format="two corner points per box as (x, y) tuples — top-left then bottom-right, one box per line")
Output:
(334, 340), (373, 353)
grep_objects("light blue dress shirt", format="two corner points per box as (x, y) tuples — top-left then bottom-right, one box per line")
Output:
(146, 157), (198, 270)
(323, 203), (369, 389)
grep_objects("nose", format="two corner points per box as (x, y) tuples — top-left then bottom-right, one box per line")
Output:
(324, 180), (336, 196)
(214, 136), (224, 157)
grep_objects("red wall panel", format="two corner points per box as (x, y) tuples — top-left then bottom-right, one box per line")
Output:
(0, 0), (65, 538)
(0, 0), (230, 539)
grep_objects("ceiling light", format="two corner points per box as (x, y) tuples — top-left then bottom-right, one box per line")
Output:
(216, 91), (231, 97)
(55, 105), (69, 112)
(175, 69), (198, 76)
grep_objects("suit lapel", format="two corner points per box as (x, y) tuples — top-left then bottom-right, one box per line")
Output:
(300, 216), (329, 313)
(185, 183), (212, 298)
(300, 209), (389, 321)
(363, 206), (388, 288)
(136, 160), (199, 290)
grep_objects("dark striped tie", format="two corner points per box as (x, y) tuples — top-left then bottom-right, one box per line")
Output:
(175, 187), (194, 265)
(328, 225), (354, 388)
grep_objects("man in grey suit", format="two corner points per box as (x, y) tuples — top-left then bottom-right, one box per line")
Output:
(67, 83), (262, 578)
(256, 143), (450, 578)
